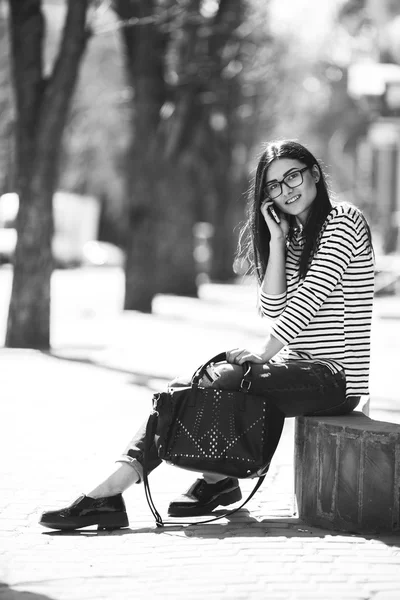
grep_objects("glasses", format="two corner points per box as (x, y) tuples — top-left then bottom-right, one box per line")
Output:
(264, 167), (309, 199)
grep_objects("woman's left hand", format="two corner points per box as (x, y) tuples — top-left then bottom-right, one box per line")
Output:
(226, 346), (270, 366)
(226, 335), (285, 366)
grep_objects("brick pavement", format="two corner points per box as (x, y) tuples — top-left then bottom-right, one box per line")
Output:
(1, 292), (400, 600)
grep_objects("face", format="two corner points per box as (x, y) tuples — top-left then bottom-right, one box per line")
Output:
(264, 158), (320, 226)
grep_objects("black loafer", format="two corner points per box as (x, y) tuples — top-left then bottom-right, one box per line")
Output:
(168, 477), (242, 517)
(39, 494), (129, 531)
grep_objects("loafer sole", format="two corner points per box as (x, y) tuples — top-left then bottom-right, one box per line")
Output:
(168, 486), (242, 517)
(39, 511), (129, 531)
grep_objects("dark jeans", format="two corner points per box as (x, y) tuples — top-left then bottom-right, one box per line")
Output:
(117, 359), (359, 482)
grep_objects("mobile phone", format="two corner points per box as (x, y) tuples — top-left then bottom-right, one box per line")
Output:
(267, 205), (281, 224)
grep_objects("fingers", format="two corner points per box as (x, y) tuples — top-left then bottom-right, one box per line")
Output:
(261, 201), (290, 237)
(260, 200), (275, 223)
(240, 353), (264, 364)
(261, 201), (282, 230)
(226, 349), (241, 364)
(226, 348), (264, 365)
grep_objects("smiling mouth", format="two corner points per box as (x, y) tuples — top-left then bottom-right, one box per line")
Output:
(286, 194), (301, 205)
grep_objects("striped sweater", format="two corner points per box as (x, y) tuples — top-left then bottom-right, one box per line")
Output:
(259, 203), (375, 398)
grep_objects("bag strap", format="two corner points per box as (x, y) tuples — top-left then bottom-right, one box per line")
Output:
(191, 351), (226, 385)
(191, 351), (253, 392)
(143, 411), (163, 526)
(143, 412), (266, 528)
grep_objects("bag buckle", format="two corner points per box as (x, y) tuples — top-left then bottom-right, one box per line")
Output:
(240, 379), (252, 392)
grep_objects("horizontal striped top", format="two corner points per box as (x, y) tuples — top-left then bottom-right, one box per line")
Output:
(259, 203), (375, 398)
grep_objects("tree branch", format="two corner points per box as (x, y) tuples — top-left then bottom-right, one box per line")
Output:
(34, 0), (91, 181)
(115, 0), (167, 144)
(9, 0), (45, 189)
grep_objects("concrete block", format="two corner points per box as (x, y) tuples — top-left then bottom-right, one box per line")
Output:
(294, 412), (400, 534)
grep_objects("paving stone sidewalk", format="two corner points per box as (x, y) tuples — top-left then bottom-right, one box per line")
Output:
(1, 290), (400, 600)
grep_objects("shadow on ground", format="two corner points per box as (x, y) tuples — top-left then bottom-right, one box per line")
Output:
(40, 509), (400, 548)
(0, 582), (56, 600)
(46, 350), (173, 391)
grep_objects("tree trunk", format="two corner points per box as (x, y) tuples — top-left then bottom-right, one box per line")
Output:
(207, 1), (244, 282)
(0, 8), (15, 193)
(6, 0), (90, 348)
(155, 161), (197, 296)
(117, 0), (198, 311)
(117, 0), (250, 307)
(124, 158), (197, 310)
(210, 177), (237, 282)
(117, 0), (165, 311)
(124, 161), (159, 311)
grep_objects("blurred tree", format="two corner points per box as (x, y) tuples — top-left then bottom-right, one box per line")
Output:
(196, 0), (245, 282)
(0, 6), (15, 194)
(0, 0), (282, 318)
(114, 0), (185, 311)
(58, 8), (129, 246)
(206, 1), (280, 281)
(114, 0), (206, 310)
(6, 0), (90, 349)
(114, 0), (279, 310)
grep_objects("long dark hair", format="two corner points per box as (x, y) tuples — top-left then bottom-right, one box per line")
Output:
(237, 140), (334, 283)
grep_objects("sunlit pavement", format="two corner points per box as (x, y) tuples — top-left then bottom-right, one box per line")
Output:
(1, 266), (400, 600)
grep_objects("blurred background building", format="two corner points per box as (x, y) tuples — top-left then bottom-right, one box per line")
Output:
(344, 0), (400, 256)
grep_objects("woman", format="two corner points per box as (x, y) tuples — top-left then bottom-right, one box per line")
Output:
(39, 140), (375, 530)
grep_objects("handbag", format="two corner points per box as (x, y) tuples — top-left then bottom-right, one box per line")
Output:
(143, 352), (285, 527)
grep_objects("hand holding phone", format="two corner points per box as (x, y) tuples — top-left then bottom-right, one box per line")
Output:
(261, 200), (281, 225)
(261, 200), (289, 238)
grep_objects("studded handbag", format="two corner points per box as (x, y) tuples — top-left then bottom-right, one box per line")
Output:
(143, 352), (285, 526)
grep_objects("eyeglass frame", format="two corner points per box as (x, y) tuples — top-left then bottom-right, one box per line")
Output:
(264, 166), (310, 200)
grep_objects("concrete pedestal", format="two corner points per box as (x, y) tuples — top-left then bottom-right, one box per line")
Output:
(295, 412), (400, 534)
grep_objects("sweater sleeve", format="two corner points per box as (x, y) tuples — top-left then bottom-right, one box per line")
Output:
(269, 210), (361, 346)
(259, 290), (287, 320)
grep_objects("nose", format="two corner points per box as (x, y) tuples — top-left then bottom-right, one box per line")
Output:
(282, 181), (294, 195)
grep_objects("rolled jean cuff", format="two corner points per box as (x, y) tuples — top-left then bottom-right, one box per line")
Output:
(115, 455), (143, 484)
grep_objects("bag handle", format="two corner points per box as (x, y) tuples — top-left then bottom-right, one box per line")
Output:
(191, 351), (253, 392)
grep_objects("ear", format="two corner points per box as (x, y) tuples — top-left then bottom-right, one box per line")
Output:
(311, 165), (320, 183)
